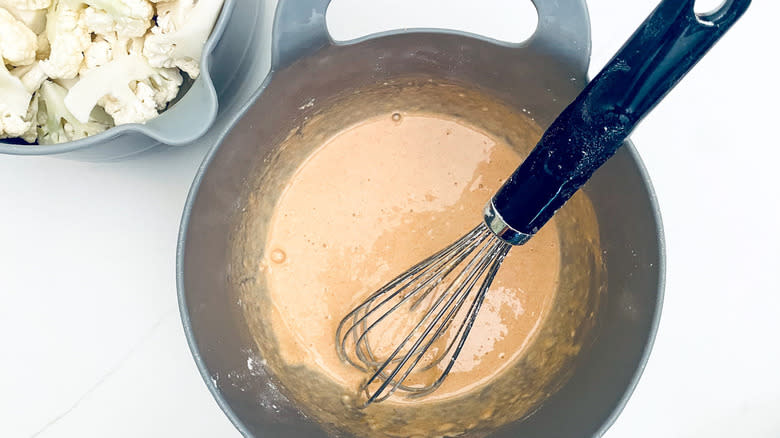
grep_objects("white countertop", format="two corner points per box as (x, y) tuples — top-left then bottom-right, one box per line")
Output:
(1, 1), (778, 436)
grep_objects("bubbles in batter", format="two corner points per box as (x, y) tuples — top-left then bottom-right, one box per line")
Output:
(269, 248), (287, 264)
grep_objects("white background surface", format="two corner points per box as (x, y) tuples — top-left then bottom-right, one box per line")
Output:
(1, 0), (778, 436)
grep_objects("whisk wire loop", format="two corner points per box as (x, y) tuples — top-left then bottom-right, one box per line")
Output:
(361, 235), (497, 403)
(335, 225), (487, 370)
(335, 223), (511, 406)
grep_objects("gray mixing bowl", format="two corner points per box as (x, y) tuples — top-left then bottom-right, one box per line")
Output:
(178, 0), (665, 436)
(0, 0), (246, 162)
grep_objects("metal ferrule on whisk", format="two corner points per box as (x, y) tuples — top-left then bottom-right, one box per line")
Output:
(483, 200), (532, 246)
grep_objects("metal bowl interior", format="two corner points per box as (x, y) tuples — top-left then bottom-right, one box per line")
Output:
(178, 31), (664, 438)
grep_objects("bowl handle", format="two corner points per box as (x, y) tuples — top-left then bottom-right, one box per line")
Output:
(527, 0), (592, 77)
(271, 0), (333, 71)
(271, 0), (592, 75)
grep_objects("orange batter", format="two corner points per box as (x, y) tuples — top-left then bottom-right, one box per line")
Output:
(260, 112), (561, 402)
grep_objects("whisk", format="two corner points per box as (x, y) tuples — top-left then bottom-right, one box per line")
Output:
(336, 0), (749, 406)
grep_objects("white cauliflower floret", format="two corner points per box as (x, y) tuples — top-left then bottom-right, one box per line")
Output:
(0, 7), (39, 66)
(0, 0), (49, 33)
(82, 37), (113, 71)
(98, 79), (157, 125)
(36, 30), (50, 59)
(0, 0), (51, 9)
(153, 0), (193, 31)
(18, 92), (39, 142)
(0, 62), (36, 140)
(82, 5), (114, 35)
(11, 60), (48, 92)
(11, 8), (48, 33)
(40, 1), (91, 79)
(65, 41), (182, 125)
(78, 31), (141, 74)
(143, 64), (180, 108)
(143, 0), (224, 78)
(37, 79), (111, 144)
(64, 0), (153, 38)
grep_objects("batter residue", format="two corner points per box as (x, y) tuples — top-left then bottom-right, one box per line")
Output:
(261, 113), (561, 403)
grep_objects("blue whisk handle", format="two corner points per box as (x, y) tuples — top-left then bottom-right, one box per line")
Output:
(489, 0), (750, 240)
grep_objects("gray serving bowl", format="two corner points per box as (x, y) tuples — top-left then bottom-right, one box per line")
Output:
(178, 0), (665, 436)
(0, 0), (253, 162)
